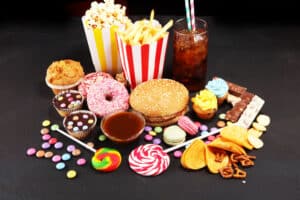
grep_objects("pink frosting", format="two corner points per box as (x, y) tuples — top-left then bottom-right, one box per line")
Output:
(87, 78), (129, 117)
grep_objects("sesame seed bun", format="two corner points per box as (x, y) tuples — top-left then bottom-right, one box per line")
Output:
(129, 79), (189, 126)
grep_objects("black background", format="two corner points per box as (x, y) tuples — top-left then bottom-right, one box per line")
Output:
(1, 2), (300, 200)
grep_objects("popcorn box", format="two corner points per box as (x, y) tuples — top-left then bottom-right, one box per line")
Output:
(116, 33), (169, 89)
(82, 16), (122, 75)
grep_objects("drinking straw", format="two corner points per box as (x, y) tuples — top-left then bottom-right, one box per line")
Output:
(190, 0), (196, 31)
(184, 0), (192, 31)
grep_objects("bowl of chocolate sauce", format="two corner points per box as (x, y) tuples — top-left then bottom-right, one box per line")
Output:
(100, 111), (145, 143)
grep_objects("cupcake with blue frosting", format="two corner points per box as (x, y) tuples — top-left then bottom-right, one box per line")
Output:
(205, 77), (229, 105)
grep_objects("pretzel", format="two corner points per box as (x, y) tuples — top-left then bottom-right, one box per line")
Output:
(233, 167), (247, 179)
(241, 159), (255, 167)
(219, 166), (234, 179)
(215, 152), (226, 163)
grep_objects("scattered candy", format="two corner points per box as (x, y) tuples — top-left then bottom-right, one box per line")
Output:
(44, 151), (54, 158)
(56, 162), (66, 170)
(40, 128), (49, 135)
(62, 153), (72, 161)
(226, 121), (233, 126)
(154, 126), (163, 133)
(41, 142), (51, 149)
(256, 114), (271, 127)
(149, 131), (157, 136)
(42, 120), (51, 127)
(194, 121), (202, 128)
(52, 155), (62, 163)
(26, 147), (36, 156)
(50, 124), (59, 131)
(144, 134), (153, 141)
(66, 145), (76, 152)
(219, 113), (226, 120)
(201, 130), (209, 136)
(210, 127), (218, 132)
(76, 158), (87, 166)
(200, 124), (208, 131)
(173, 150), (182, 158)
(216, 120), (226, 128)
(54, 141), (64, 149)
(66, 170), (77, 179)
(205, 140), (211, 144)
(36, 150), (45, 158)
(98, 134), (107, 142)
(144, 126), (152, 132)
(49, 138), (58, 145)
(87, 142), (94, 148)
(42, 134), (51, 141)
(208, 135), (216, 141)
(153, 138), (162, 145)
(72, 149), (81, 156)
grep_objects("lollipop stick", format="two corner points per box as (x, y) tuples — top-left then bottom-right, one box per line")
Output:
(56, 128), (96, 153)
(163, 128), (222, 153)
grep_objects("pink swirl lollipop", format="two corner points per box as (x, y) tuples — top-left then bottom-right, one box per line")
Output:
(128, 144), (170, 176)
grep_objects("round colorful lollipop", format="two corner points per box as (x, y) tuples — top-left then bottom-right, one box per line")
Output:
(52, 124), (121, 172)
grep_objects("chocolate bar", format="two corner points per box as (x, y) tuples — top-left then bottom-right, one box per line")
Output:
(227, 81), (247, 97)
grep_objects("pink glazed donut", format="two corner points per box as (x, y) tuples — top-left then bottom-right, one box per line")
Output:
(87, 78), (129, 117)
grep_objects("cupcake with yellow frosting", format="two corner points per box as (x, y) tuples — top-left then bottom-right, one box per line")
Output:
(191, 89), (218, 120)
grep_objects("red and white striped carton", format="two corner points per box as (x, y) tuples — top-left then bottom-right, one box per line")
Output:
(82, 16), (123, 75)
(116, 33), (169, 89)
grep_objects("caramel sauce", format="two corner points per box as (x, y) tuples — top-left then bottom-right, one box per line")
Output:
(102, 112), (145, 140)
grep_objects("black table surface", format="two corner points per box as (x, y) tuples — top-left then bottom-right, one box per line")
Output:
(1, 16), (300, 200)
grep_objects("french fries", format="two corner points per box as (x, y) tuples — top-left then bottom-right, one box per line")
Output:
(117, 10), (173, 45)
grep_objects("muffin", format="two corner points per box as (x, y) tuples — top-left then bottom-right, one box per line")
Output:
(191, 89), (218, 120)
(205, 77), (229, 105)
(45, 59), (85, 94)
(63, 110), (97, 140)
(52, 90), (84, 117)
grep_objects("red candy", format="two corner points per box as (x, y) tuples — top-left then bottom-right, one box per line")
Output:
(48, 138), (58, 145)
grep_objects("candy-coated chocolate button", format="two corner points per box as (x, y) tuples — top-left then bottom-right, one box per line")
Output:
(49, 138), (58, 145)
(42, 134), (51, 141)
(44, 151), (54, 158)
(173, 150), (182, 158)
(216, 120), (226, 128)
(87, 119), (94, 124)
(36, 150), (45, 158)
(201, 130), (209, 136)
(144, 134), (153, 141)
(50, 124), (59, 131)
(76, 158), (86, 166)
(210, 127), (218, 132)
(208, 135), (216, 141)
(67, 145), (76, 152)
(144, 126), (152, 132)
(218, 113), (226, 120)
(56, 162), (66, 170)
(72, 149), (81, 156)
(149, 131), (157, 136)
(54, 141), (64, 149)
(40, 128), (49, 135)
(87, 142), (94, 148)
(41, 142), (51, 149)
(154, 126), (163, 133)
(98, 134), (106, 142)
(200, 125), (208, 131)
(194, 121), (202, 128)
(52, 155), (61, 163)
(62, 153), (71, 161)
(153, 138), (161, 145)
(73, 116), (79, 121)
(66, 170), (77, 179)
(42, 120), (51, 127)
(26, 147), (36, 156)
(205, 140), (211, 144)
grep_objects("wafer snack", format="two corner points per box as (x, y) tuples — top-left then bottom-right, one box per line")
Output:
(82, 0), (132, 74)
(116, 11), (173, 88)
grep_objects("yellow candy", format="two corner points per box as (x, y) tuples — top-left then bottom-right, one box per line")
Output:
(42, 120), (51, 127)
(66, 170), (77, 179)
